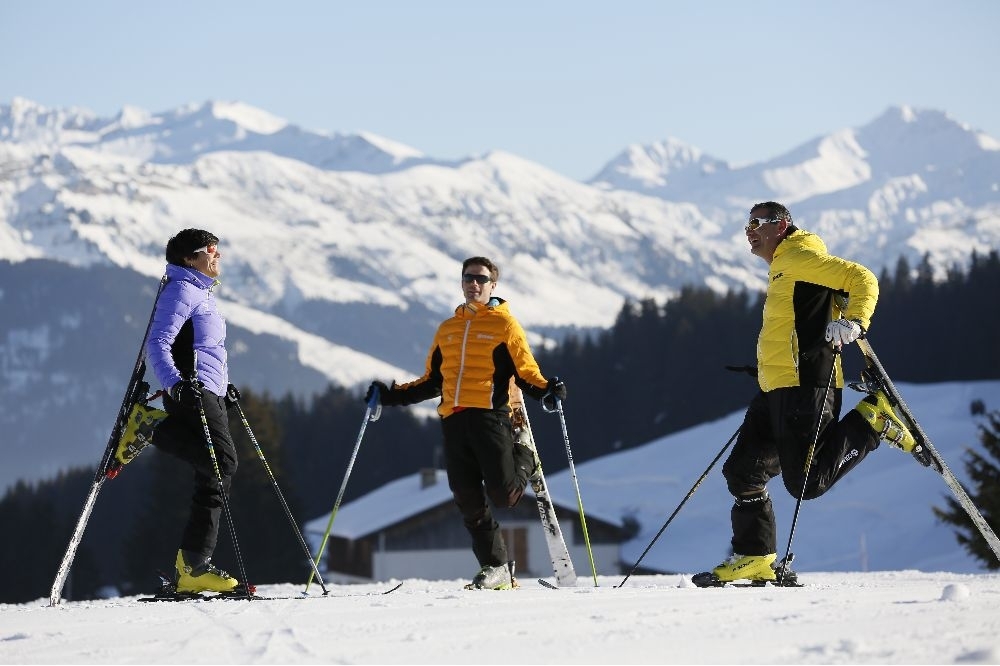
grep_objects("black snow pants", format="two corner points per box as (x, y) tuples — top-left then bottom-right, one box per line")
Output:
(721, 386), (879, 556)
(152, 391), (238, 560)
(441, 408), (535, 568)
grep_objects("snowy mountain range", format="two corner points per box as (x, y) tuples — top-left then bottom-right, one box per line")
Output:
(1, 96), (999, 490)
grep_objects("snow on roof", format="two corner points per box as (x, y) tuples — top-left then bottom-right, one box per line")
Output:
(304, 468), (624, 540)
(305, 469), (453, 540)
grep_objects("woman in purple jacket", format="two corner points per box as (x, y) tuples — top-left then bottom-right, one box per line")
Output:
(146, 228), (240, 594)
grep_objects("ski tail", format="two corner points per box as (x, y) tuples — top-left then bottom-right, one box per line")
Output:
(855, 338), (1000, 564)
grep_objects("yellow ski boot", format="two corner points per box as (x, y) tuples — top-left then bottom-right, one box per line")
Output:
(712, 553), (777, 583)
(175, 550), (239, 594)
(115, 403), (167, 466)
(855, 391), (916, 452)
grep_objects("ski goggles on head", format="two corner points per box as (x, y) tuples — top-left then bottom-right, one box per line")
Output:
(744, 217), (781, 232)
(462, 273), (492, 285)
(192, 244), (218, 255)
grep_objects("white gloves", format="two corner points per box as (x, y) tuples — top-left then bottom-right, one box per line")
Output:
(825, 318), (862, 347)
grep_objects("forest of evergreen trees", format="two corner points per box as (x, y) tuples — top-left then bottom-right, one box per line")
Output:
(3, 250), (998, 602)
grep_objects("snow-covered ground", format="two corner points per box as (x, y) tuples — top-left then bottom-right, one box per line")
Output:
(4, 382), (997, 664)
(3, 572), (998, 664)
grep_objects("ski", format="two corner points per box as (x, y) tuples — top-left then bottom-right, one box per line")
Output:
(138, 579), (403, 602)
(138, 575), (257, 602)
(49, 276), (168, 606)
(854, 338), (1000, 564)
(692, 555), (799, 588)
(509, 382), (577, 588)
(462, 581), (521, 591)
(690, 573), (804, 588)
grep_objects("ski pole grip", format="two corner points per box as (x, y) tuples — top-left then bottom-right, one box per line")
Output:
(367, 386), (382, 422)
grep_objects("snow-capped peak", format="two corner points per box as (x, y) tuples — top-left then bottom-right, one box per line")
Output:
(112, 104), (155, 130)
(207, 100), (288, 135)
(588, 137), (729, 191)
(356, 130), (424, 162)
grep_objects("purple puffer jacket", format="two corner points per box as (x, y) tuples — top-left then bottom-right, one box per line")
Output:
(147, 264), (229, 397)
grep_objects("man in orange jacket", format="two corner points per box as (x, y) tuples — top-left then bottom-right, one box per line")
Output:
(367, 256), (566, 589)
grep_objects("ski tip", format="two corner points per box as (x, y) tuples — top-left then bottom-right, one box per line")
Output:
(537, 578), (560, 590)
(691, 572), (725, 588)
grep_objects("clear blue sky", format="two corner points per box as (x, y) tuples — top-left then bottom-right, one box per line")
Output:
(2, 1), (997, 180)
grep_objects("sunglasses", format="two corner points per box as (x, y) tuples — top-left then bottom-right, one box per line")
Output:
(745, 217), (781, 232)
(462, 273), (492, 285)
(192, 245), (218, 255)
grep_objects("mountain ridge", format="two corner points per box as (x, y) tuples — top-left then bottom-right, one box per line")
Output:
(1, 96), (998, 490)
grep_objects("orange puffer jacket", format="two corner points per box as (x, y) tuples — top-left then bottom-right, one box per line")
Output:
(394, 298), (550, 418)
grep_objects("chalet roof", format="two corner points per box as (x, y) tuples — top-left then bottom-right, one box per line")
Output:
(303, 469), (624, 540)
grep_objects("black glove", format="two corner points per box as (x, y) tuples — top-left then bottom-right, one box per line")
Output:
(546, 377), (567, 401)
(542, 377), (567, 410)
(169, 379), (202, 405)
(366, 380), (404, 407)
(365, 381), (388, 404)
(225, 383), (241, 408)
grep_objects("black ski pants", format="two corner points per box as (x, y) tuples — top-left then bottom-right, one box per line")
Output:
(153, 391), (238, 560)
(441, 408), (535, 568)
(721, 386), (879, 556)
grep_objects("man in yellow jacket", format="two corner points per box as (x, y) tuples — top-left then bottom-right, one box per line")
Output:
(367, 256), (566, 589)
(710, 201), (915, 585)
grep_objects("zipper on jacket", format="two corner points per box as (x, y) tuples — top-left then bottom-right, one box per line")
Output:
(454, 320), (472, 408)
(790, 329), (799, 380)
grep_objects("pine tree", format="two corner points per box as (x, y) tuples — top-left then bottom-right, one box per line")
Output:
(933, 409), (1000, 570)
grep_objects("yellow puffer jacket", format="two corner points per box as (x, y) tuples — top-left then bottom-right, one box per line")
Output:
(757, 229), (878, 392)
(394, 298), (550, 418)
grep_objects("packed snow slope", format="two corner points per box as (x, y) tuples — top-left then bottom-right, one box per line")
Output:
(2, 573), (998, 664)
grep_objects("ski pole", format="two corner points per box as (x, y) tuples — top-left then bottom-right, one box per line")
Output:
(543, 397), (598, 587)
(229, 390), (330, 596)
(305, 387), (382, 593)
(617, 425), (741, 588)
(778, 346), (839, 584)
(190, 359), (252, 601)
